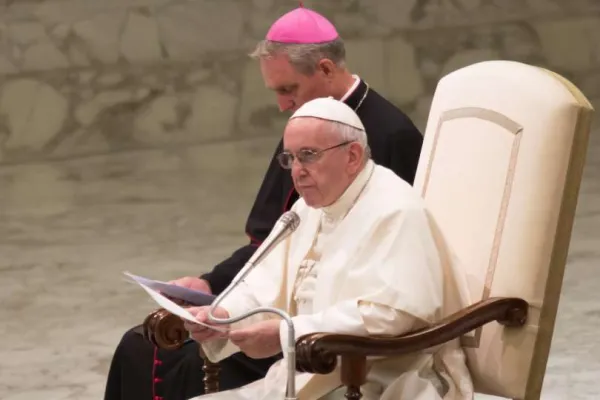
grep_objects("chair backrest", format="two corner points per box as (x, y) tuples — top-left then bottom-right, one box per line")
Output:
(413, 60), (594, 399)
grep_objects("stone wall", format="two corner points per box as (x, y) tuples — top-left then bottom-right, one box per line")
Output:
(0, 0), (598, 165)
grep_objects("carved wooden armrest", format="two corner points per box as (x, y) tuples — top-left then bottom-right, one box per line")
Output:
(295, 297), (528, 399)
(143, 308), (188, 350)
(142, 307), (221, 394)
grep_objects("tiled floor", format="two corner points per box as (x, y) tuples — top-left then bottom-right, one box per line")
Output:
(1, 129), (598, 399)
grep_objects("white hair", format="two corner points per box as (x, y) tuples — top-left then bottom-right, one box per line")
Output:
(328, 121), (371, 162)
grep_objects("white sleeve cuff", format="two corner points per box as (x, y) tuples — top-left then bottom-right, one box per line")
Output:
(200, 337), (235, 363)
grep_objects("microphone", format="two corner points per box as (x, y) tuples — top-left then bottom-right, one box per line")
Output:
(232, 210), (301, 286)
(207, 210), (301, 400)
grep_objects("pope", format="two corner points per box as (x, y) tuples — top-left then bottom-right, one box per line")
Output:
(186, 97), (473, 400)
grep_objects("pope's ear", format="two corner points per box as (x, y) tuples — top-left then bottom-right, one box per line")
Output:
(347, 142), (364, 168)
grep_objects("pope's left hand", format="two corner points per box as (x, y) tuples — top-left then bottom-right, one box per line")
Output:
(229, 319), (282, 359)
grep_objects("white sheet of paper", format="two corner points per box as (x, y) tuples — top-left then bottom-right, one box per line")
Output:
(123, 271), (215, 306)
(138, 282), (230, 333)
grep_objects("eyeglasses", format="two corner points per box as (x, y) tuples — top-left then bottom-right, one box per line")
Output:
(277, 141), (354, 170)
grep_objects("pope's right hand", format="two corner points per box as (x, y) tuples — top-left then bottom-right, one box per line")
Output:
(168, 276), (213, 294)
(184, 306), (230, 342)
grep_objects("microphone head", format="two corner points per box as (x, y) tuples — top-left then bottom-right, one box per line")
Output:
(279, 211), (301, 232)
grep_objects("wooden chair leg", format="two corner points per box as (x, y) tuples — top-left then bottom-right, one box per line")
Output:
(201, 355), (221, 393)
(340, 354), (367, 400)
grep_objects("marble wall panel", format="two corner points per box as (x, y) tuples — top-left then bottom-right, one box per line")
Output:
(0, 58), (250, 163)
(0, 0), (596, 162)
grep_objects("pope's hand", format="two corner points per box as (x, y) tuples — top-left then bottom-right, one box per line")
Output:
(168, 276), (212, 294)
(229, 319), (282, 359)
(184, 306), (230, 342)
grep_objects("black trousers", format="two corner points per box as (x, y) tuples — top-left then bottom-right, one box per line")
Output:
(104, 325), (280, 400)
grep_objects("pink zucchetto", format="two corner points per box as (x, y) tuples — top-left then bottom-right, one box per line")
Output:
(266, 4), (339, 44)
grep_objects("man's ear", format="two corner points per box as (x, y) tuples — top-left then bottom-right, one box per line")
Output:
(347, 142), (364, 172)
(317, 59), (336, 78)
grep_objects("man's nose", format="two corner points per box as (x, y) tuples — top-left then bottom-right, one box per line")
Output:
(277, 95), (295, 112)
(291, 159), (306, 177)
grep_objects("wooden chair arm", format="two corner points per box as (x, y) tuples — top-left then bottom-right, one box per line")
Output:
(295, 296), (528, 374)
(142, 308), (188, 350)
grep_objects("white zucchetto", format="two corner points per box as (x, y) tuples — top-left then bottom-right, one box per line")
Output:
(290, 97), (365, 131)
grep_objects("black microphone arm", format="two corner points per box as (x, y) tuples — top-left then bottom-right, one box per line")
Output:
(207, 211), (301, 400)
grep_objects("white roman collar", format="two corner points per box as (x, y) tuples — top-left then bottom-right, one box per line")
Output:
(322, 160), (374, 223)
(340, 74), (361, 102)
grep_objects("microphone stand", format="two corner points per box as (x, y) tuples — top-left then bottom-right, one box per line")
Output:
(208, 282), (297, 400)
(207, 211), (300, 400)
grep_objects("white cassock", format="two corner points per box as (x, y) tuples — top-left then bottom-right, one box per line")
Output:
(192, 160), (474, 400)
